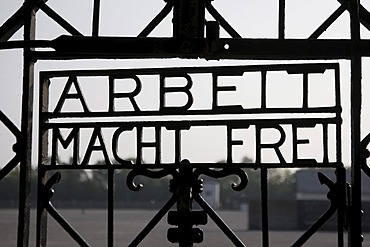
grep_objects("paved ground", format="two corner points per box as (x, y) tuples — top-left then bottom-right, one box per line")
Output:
(0, 209), (367, 246)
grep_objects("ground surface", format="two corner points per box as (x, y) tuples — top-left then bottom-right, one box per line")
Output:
(0, 209), (367, 246)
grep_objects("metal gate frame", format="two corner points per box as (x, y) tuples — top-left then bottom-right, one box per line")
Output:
(0, 0), (369, 246)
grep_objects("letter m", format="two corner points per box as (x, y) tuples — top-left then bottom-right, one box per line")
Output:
(51, 128), (80, 165)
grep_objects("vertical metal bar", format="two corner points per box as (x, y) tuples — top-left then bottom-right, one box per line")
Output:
(177, 166), (193, 247)
(173, 0), (205, 38)
(37, 169), (48, 246)
(17, 1), (35, 246)
(92, 0), (100, 36)
(337, 166), (346, 247)
(261, 168), (269, 247)
(36, 73), (49, 246)
(302, 73), (308, 109)
(349, 0), (363, 246)
(278, 0), (285, 39)
(261, 71), (267, 109)
(335, 62), (344, 247)
(334, 64), (342, 153)
(107, 169), (114, 247)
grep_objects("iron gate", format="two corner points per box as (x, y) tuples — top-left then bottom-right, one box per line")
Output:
(0, 0), (369, 246)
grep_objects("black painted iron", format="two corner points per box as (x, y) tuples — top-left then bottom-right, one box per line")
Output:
(0, 0), (368, 246)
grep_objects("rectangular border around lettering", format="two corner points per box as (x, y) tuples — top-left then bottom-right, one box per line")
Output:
(38, 63), (342, 169)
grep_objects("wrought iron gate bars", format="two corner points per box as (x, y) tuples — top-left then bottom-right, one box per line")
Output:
(0, 0), (368, 246)
(0, 110), (21, 180)
(39, 172), (90, 246)
(37, 62), (343, 247)
(292, 169), (347, 247)
(349, 0), (363, 245)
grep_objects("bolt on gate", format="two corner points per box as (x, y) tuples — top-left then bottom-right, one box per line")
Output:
(0, 0), (369, 246)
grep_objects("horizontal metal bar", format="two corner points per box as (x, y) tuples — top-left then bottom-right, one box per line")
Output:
(0, 40), (52, 50)
(41, 108), (341, 119)
(38, 162), (343, 170)
(28, 36), (370, 60)
(39, 62), (339, 76)
(41, 117), (340, 128)
(2, 35), (370, 60)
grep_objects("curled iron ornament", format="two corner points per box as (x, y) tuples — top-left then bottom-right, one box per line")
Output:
(0, 110), (21, 180)
(361, 132), (370, 177)
(42, 172), (62, 203)
(126, 167), (176, 191)
(194, 167), (248, 191)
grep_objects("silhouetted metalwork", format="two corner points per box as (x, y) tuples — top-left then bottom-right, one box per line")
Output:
(292, 170), (347, 246)
(0, 0), (369, 246)
(126, 159), (248, 246)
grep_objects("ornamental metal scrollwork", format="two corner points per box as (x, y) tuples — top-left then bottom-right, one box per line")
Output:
(194, 166), (248, 191)
(0, 110), (21, 180)
(361, 132), (370, 177)
(125, 159), (248, 246)
(126, 167), (177, 191)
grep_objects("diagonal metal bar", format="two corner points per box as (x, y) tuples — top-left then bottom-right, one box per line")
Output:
(292, 173), (339, 247)
(46, 202), (90, 247)
(0, 0), (48, 41)
(138, 0), (174, 37)
(194, 194), (245, 247)
(0, 40), (52, 50)
(309, 4), (347, 39)
(292, 204), (337, 246)
(337, 0), (370, 31)
(0, 109), (21, 178)
(38, 172), (90, 246)
(205, 0), (241, 38)
(0, 110), (21, 137)
(128, 195), (177, 247)
(0, 155), (21, 180)
(37, 2), (83, 36)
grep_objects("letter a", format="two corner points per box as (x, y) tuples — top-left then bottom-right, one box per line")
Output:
(54, 76), (90, 113)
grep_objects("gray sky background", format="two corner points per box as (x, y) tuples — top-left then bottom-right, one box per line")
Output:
(1, 0), (370, 167)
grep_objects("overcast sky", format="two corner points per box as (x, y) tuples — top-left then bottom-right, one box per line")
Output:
(1, 0), (370, 168)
